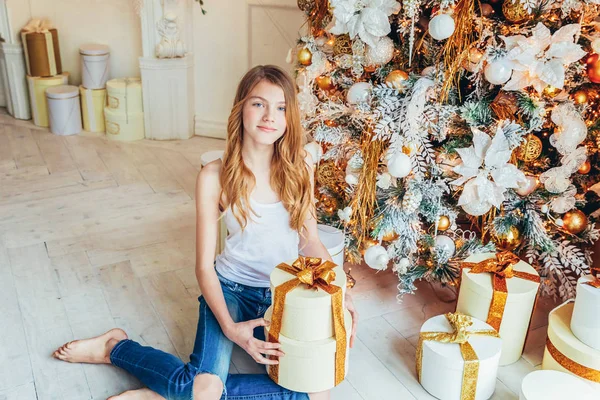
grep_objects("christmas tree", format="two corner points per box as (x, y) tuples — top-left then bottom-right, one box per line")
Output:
(294, 0), (600, 300)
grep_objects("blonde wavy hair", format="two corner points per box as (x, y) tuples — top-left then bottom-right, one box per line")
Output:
(219, 65), (313, 235)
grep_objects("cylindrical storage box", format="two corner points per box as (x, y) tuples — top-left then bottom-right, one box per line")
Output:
(27, 72), (70, 127)
(46, 85), (82, 136)
(21, 28), (62, 77)
(80, 86), (106, 132)
(104, 107), (145, 142)
(456, 252), (540, 365)
(80, 44), (110, 89)
(264, 306), (351, 393)
(571, 275), (600, 350)
(417, 313), (502, 400)
(106, 78), (143, 114)
(542, 300), (600, 390)
(519, 370), (596, 400)
(316, 224), (345, 268)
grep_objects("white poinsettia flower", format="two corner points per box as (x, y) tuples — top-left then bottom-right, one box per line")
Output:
(329, 0), (401, 48)
(550, 185), (577, 213)
(450, 126), (527, 213)
(376, 172), (393, 189)
(337, 206), (353, 222)
(501, 23), (586, 93)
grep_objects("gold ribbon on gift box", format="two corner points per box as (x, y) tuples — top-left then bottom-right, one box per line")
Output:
(416, 312), (500, 400)
(546, 338), (600, 382)
(267, 256), (347, 386)
(461, 251), (540, 331)
(21, 18), (62, 77)
(584, 266), (600, 289)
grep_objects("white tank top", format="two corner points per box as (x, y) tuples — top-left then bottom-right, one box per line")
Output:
(215, 196), (300, 287)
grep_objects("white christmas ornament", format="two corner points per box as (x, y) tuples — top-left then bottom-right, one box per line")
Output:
(386, 152), (412, 178)
(345, 174), (359, 185)
(304, 142), (323, 164)
(484, 60), (513, 85)
(347, 82), (372, 104)
(428, 14), (455, 41)
(364, 244), (390, 270)
(365, 36), (395, 66)
(435, 235), (456, 257)
(451, 126), (527, 216)
(501, 23), (587, 93)
(329, 0), (402, 48)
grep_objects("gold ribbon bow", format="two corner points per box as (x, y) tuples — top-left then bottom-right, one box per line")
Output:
(267, 256), (347, 386)
(416, 312), (500, 400)
(461, 251), (540, 331)
(21, 18), (54, 33)
(584, 267), (600, 289)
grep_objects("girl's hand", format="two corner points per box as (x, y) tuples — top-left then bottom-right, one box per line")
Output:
(225, 319), (285, 365)
(345, 292), (359, 348)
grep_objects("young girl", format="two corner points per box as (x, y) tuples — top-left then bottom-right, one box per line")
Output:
(53, 65), (358, 400)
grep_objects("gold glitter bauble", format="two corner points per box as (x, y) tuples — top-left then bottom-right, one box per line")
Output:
(502, 0), (532, 23)
(317, 161), (343, 187)
(543, 85), (560, 98)
(333, 34), (353, 56)
(297, 48), (312, 66)
(382, 230), (399, 241)
(297, 0), (315, 12)
(578, 160), (591, 174)
(515, 134), (542, 162)
(492, 226), (523, 251)
(316, 75), (335, 90)
(573, 90), (588, 104)
(563, 210), (588, 234)
(384, 70), (409, 90)
(437, 215), (451, 231)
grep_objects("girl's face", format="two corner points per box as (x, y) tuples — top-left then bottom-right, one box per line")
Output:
(242, 80), (287, 146)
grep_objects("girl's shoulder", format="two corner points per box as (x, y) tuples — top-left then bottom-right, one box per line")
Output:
(196, 159), (223, 204)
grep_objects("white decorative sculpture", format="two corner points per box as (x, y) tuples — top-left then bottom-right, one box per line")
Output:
(155, 12), (186, 58)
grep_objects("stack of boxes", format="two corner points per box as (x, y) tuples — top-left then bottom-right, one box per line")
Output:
(79, 44), (110, 133)
(104, 77), (145, 141)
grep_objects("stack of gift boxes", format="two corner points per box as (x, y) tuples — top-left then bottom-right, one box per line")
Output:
(79, 44), (110, 133)
(104, 77), (145, 141)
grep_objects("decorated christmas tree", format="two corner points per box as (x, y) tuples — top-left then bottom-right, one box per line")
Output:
(294, 0), (600, 300)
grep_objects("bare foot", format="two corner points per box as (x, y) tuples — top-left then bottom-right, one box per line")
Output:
(107, 388), (165, 400)
(52, 328), (128, 364)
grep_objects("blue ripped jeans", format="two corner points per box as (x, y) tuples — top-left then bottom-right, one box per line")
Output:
(109, 271), (309, 400)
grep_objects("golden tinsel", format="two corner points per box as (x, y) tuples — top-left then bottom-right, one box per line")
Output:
(333, 34), (353, 56)
(516, 134), (543, 162)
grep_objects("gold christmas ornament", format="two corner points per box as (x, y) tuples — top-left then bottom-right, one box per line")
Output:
(490, 91), (519, 120)
(333, 34), (352, 56)
(502, 0), (532, 23)
(543, 85), (561, 98)
(297, 48), (313, 66)
(573, 90), (588, 104)
(324, 119), (338, 127)
(578, 160), (591, 174)
(491, 226), (523, 251)
(317, 160), (343, 187)
(515, 134), (543, 162)
(563, 210), (588, 234)
(382, 230), (400, 242)
(437, 215), (451, 231)
(316, 75), (334, 90)
(384, 70), (409, 90)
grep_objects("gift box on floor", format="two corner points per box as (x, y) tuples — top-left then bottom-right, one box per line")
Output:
(21, 19), (62, 77)
(456, 252), (540, 365)
(80, 44), (110, 90)
(541, 300), (600, 390)
(570, 273), (600, 350)
(27, 72), (70, 127)
(265, 257), (350, 393)
(106, 78), (143, 114)
(104, 107), (145, 142)
(46, 85), (81, 136)
(417, 312), (502, 400)
(80, 86), (106, 132)
(519, 370), (596, 400)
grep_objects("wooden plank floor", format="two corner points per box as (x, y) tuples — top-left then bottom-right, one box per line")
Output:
(0, 113), (558, 399)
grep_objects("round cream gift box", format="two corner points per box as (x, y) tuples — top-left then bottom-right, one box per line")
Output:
(418, 314), (502, 400)
(46, 85), (82, 136)
(571, 275), (600, 350)
(542, 300), (600, 390)
(269, 261), (347, 343)
(26, 72), (69, 127)
(316, 224), (345, 268)
(80, 44), (110, 89)
(104, 107), (145, 142)
(456, 253), (539, 365)
(519, 370), (596, 400)
(106, 78), (143, 114)
(264, 306), (351, 393)
(80, 85), (107, 133)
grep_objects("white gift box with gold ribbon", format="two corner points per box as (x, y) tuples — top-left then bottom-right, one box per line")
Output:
(570, 275), (600, 351)
(519, 370), (596, 400)
(264, 257), (350, 393)
(106, 78), (143, 114)
(80, 86), (106, 133)
(104, 107), (145, 142)
(542, 300), (600, 390)
(27, 72), (69, 127)
(417, 312), (502, 400)
(80, 44), (110, 90)
(456, 252), (540, 365)
(46, 85), (81, 136)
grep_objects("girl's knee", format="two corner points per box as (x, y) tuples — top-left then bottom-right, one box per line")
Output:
(192, 373), (223, 400)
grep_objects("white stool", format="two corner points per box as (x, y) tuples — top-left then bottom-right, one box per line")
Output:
(201, 150), (226, 256)
(520, 370), (596, 400)
(46, 85), (82, 136)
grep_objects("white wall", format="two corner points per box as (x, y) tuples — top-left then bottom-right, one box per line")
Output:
(7, 0), (142, 86)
